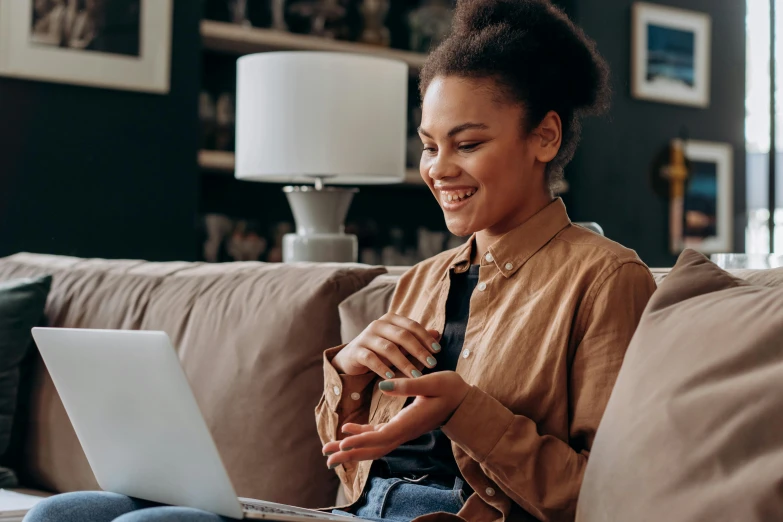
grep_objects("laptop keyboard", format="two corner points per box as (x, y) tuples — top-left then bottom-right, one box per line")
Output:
(241, 502), (345, 519)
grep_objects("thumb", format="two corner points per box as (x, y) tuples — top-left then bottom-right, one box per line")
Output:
(378, 373), (441, 397)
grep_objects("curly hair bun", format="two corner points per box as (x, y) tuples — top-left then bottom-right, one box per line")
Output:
(452, 0), (608, 114)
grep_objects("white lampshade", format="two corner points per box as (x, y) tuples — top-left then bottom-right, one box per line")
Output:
(235, 52), (408, 185)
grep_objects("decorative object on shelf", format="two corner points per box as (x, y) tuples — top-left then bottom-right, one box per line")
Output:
(227, 220), (268, 260)
(288, 0), (347, 38)
(0, 0), (172, 93)
(660, 138), (689, 254)
(215, 92), (236, 151)
(199, 91), (217, 150)
(235, 51), (408, 263)
(271, 0), (288, 30)
(681, 140), (733, 254)
(228, 0), (251, 26)
(359, 0), (390, 47)
(407, 0), (453, 53)
(631, 2), (711, 108)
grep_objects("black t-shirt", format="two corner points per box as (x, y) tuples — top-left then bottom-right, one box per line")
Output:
(378, 265), (480, 479)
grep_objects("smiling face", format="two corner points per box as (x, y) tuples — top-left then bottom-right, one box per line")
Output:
(419, 76), (557, 245)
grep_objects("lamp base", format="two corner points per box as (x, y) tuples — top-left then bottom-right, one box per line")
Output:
(283, 233), (357, 263)
(281, 185), (359, 263)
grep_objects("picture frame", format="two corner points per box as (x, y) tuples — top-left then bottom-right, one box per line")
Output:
(682, 140), (733, 254)
(0, 0), (172, 94)
(631, 2), (711, 108)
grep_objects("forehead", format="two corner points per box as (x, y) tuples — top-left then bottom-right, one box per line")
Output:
(421, 76), (521, 128)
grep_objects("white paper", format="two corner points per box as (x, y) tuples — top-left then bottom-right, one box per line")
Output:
(0, 490), (45, 512)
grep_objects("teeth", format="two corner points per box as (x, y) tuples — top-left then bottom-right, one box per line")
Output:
(444, 190), (476, 203)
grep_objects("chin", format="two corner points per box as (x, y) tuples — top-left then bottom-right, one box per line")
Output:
(444, 217), (479, 239)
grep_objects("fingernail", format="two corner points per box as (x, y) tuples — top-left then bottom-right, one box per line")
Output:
(426, 356), (437, 367)
(323, 452), (334, 457)
(328, 463), (338, 470)
(379, 380), (395, 391)
(385, 371), (394, 379)
(411, 370), (423, 378)
(432, 342), (441, 352)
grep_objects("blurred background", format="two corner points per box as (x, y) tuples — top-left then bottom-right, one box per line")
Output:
(0, 0), (765, 268)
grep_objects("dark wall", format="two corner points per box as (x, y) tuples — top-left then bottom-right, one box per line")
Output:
(0, 1), (202, 261)
(558, 0), (746, 267)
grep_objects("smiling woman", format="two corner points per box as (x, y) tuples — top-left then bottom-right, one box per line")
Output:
(318, 1), (657, 522)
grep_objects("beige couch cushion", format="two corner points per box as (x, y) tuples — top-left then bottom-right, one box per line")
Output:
(576, 250), (783, 521)
(0, 254), (384, 509)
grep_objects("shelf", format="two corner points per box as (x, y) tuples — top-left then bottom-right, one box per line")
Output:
(198, 150), (426, 186)
(201, 20), (427, 73)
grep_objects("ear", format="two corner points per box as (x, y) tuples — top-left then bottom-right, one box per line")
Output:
(531, 111), (562, 164)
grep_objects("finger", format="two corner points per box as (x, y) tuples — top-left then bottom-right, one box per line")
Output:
(377, 374), (444, 398)
(341, 423), (379, 436)
(327, 446), (394, 468)
(340, 429), (399, 452)
(322, 441), (341, 455)
(375, 322), (437, 372)
(354, 347), (395, 380)
(367, 335), (421, 378)
(385, 314), (442, 354)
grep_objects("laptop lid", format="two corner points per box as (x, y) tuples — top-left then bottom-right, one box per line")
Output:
(31, 328), (244, 519)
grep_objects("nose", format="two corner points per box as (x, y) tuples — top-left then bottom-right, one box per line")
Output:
(426, 152), (460, 183)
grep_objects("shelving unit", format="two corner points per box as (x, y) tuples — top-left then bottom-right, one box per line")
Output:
(198, 149), (425, 186)
(201, 20), (427, 73)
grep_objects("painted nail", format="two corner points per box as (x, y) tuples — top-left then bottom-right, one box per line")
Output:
(328, 463), (338, 470)
(426, 356), (437, 367)
(411, 370), (423, 378)
(432, 342), (441, 352)
(385, 371), (394, 379)
(379, 380), (395, 391)
(324, 452), (334, 457)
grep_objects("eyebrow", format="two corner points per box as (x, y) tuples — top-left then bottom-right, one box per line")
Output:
(417, 122), (489, 139)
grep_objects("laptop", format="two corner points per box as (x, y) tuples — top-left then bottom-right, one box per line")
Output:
(31, 328), (363, 521)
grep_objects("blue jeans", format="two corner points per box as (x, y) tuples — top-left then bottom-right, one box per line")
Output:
(24, 476), (466, 522)
(334, 476), (467, 522)
(23, 491), (231, 521)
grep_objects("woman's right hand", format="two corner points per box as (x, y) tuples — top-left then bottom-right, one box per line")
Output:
(331, 313), (441, 379)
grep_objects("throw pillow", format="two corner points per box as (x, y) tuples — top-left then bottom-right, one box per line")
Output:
(576, 250), (783, 521)
(0, 275), (52, 488)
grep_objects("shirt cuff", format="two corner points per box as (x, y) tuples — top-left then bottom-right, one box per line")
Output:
(441, 385), (515, 462)
(322, 345), (377, 413)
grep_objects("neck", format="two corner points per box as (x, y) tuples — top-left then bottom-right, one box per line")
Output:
(472, 195), (554, 262)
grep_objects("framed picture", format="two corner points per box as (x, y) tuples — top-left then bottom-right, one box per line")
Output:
(682, 140), (733, 254)
(0, 0), (172, 94)
(632, 2), (711, 108)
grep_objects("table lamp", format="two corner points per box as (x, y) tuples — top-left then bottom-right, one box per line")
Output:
(235, 52), (408, 262)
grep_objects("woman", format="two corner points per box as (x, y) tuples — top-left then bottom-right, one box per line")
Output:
(25, 0), (655, 521)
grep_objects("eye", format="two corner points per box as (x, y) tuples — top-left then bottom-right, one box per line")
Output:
(458, 143), (480, 152)
(422, 145), (437, 153)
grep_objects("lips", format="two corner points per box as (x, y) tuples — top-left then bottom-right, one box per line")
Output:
(437, 187), (479, 209)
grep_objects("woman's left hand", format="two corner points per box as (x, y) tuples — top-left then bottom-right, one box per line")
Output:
(323, 372), (470, 468)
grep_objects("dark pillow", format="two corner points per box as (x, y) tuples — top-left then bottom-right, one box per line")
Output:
(0, 275), (51, 487)
(577, 250), (783, 522)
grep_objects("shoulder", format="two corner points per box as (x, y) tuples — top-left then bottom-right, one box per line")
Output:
(553, 224), (651, 279)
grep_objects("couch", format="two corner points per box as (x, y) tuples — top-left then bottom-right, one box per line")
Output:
(1, 252), (780, 519)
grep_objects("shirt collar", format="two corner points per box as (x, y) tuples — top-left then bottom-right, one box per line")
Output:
(447, 198), (572, 279)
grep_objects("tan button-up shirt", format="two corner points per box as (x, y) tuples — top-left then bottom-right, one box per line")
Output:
(316, 199), (655, 522)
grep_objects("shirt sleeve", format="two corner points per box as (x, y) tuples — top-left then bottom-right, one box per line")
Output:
(314, 344), (377, 494)
(442, 261), (656, 521)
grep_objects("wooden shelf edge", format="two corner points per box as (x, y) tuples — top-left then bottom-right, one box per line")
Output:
(198, 150), (426, 187)
(201, 20), (427, 72)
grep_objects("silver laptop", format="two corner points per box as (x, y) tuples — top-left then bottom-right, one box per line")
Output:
(31, 328), (361, 521)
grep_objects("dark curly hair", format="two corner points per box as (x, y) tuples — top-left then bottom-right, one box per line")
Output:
(420, 0), (611, 192)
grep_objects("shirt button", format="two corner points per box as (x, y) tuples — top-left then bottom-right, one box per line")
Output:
(333, 386), (341, 396)
(478, 282), (487, 292)
(484, 253), (494, 263)
(486, 487), (496, 497)
(350, 392), (361, 401)
(505, 263), (513, 271)
(462, 349), (470, 359)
